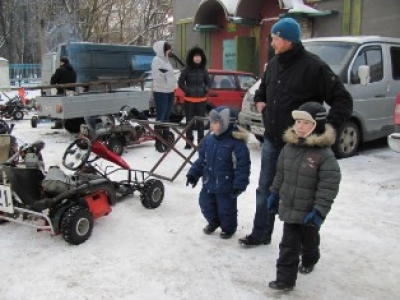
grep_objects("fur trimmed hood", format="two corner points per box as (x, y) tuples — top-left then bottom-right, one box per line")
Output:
(232, 127), (249, 143)
(186, 46), (207, 69)
(283, 124), (336, 147)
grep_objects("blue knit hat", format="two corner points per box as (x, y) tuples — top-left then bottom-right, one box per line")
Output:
(271, 18), (301, 43)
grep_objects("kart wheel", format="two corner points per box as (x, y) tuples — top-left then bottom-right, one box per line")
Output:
(62, 138), (92, 170)
(13, 110), (24, 120)
(31, 116), (38, 128)
(60, 205), (93, 245)
(141, 179), (164, 209)
(106, 138), (124, 156)
(0, 119), (10, 134)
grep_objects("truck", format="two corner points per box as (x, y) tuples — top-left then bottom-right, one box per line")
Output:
(239, 36), (400, 158)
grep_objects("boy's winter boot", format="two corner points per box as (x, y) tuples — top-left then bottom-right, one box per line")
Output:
(269, 281), (295, 291)
(298, 263), (315, 274)
(203, 222), (220, 234)
(220, 231), (235, 239)
(238, 234), (270, 247)
(154, 125), (166, 153)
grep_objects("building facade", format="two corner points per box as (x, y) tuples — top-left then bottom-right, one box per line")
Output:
(172, 0), (400, 76)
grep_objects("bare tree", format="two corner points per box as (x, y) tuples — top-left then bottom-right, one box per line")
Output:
(0, 0), (173, 63)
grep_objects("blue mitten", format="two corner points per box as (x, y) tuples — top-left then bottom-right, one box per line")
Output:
(267, 193), (279, 214)
(304, 208), (324, 226)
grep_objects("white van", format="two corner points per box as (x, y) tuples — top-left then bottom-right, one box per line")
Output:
(238, 36), (400, 158)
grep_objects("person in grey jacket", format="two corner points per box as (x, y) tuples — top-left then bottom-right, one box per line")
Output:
(267, 102), (341, 291)
(151, 40), (177, 152)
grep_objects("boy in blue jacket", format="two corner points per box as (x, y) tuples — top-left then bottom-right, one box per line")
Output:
(186, 106), (251, 239)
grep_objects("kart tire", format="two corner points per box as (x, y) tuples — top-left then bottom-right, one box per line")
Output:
(60, 205), (93, 245)
(141, 179), (164, 209)
(31, 116), (38, 128)
(0, 119), (10, 134)
(106, 138), (124, 156)
(13, 110), (24, 121)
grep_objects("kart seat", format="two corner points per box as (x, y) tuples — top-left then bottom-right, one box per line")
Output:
(2, 165), (45, 205)
(0, 135), (17, 183)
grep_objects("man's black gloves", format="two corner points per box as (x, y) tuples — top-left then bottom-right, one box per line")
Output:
(231, 189), (243, 197)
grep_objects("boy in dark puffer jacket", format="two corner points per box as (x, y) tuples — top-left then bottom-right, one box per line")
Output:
(268, 102), (341, 291)
(178, 46), (211, 149)
(186, 106), (250, 239)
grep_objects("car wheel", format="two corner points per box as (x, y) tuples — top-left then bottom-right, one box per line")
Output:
(332, 121), (360, 158)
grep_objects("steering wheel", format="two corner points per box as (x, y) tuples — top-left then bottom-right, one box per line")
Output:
(62, 138), (92, 170)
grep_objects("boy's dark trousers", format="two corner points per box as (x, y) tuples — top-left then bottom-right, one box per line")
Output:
(184, 101), (206, 142)
(276, 223), (321, 285)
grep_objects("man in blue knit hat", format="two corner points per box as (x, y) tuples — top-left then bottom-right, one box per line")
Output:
(238, 17), (353, 257)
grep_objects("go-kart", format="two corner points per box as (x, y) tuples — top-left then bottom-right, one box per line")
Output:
(0, 138), (116, 245)
(62, 136), (165, 209)
(81, 106), (175, 155)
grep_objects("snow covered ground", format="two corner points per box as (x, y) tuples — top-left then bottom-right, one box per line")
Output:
(1, 114), (399, 300)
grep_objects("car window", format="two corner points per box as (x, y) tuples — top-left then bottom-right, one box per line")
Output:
(238, 75), (257, 90)
(351, 46), (383, 84)
(211, 75), (235, 89)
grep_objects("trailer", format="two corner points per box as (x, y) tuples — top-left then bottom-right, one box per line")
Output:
(32, 80), (151, 133)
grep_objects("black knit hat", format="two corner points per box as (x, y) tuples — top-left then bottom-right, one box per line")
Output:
(60, 57), (70, 64)
(292, 102), (327, 134)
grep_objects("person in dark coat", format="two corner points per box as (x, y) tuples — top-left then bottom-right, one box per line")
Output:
(186, 106), (250, 239)
(50, 57), (77, 129)
(267, 102), (341, 291)
(238, 17), (353, 247)
(178, 46), (211, 149)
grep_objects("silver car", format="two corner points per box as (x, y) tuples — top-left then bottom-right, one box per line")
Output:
(239, 36), (400, 158)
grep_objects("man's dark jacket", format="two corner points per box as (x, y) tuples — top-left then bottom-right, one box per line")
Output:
(178, 46), (210, 98)
(254, 42), (353, 149)
(51, 63), (77, 95)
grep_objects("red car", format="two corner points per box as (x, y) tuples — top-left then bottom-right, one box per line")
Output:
(148, 69), (258, 122)
(388, 93), (400, 152)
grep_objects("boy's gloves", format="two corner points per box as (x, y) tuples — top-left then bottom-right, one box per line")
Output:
(267, 193), (279, 214)
(186, 175), (198, 188)
(231, 189), (243, 197)
(304, 208), (324, 226)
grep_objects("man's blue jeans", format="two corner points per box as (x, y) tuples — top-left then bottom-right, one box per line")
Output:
(251, 138), (281, 242)
(153, 92), (174, 122)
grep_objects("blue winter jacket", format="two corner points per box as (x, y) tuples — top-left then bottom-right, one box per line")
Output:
(187, 126), (250, 193)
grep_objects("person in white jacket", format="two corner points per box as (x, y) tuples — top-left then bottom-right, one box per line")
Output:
(151, 40), (177, 152)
